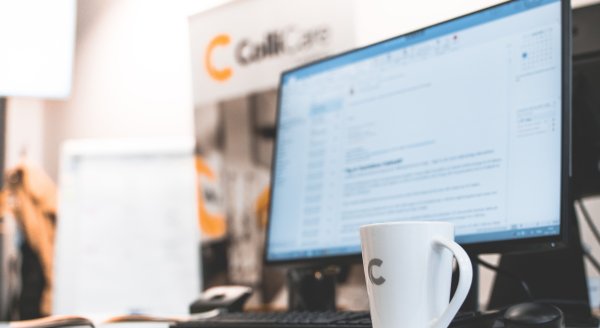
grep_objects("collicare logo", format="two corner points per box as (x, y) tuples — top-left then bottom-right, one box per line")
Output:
(205, 34), (233, 82)
(368, 258), (386, 286)
(204, 26), (330, 82)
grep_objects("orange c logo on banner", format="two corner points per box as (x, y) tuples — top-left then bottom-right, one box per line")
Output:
(205, 34), (233, 82)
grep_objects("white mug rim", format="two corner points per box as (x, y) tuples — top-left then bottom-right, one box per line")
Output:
(360, 220), (453, 230)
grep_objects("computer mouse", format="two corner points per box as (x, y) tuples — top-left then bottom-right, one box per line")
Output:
(503, 303), (565, 328)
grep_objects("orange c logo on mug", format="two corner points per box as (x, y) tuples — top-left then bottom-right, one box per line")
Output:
(205, 34), (233, 82)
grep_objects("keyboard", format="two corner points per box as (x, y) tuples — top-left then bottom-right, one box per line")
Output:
(174, 310), (500, 328)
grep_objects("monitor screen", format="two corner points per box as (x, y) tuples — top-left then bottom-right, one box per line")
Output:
(266, 0), (566, 262)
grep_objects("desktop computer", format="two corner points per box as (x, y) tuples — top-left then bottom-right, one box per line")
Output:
(266, 0), (570, 307)
(267, 0), (569, 262)
(176, 0), (578, 327)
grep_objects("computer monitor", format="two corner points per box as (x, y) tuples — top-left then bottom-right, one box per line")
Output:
(266, 0), (570, 265)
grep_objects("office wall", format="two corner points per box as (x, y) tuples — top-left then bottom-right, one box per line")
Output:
(9, 0), (510, 181)
(5, 0), (600, 308)
(9, 0), (596, 178)
(40, 0), (233, 180)
(7, 0), (203, 177)
(5, 98), (45, 169)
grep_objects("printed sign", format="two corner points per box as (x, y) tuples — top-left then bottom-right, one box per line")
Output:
(189, 0), (356, 292)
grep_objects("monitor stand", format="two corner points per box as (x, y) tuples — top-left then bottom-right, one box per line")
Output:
(287, 265), (338, 311)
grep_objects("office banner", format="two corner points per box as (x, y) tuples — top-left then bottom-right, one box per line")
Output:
(189, 0), (356, 291)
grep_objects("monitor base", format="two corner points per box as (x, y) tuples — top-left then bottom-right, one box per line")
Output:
(287, 266), (338, 311)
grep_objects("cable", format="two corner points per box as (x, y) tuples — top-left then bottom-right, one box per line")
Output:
(574, 199), (600, 275)
(576, 198), (600, 246)
(582, 246), (600, 275)
(477, 257), (534, 301)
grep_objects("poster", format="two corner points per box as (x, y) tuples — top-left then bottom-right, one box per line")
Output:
(189, 0), (356, 302)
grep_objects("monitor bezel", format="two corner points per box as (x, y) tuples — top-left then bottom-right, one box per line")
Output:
(264, 0), (571, 267)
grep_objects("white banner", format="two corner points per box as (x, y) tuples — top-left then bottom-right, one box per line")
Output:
(189, 0), (356, 292)
(189, 0), (356, 105)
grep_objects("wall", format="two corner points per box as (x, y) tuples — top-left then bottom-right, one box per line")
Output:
(6, 0), (230, 180)
(6, 0), (600, 309)
(43, 0), (233, 179)
(7, 0), (511, 180)
(8, 0), (597, 177)
(5, 98), (45, 168)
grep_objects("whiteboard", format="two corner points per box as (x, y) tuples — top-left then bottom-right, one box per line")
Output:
(54, 138), (201, 317)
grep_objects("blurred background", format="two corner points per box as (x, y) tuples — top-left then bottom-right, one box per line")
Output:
(1, 0), (600, 322)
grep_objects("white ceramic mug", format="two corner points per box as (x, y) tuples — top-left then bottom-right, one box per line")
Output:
(360, 221), (472, 328)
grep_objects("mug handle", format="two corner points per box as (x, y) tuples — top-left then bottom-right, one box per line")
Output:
(430, 238), (473, 328)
